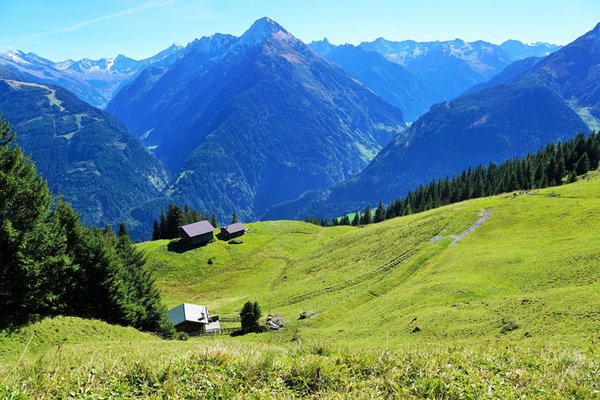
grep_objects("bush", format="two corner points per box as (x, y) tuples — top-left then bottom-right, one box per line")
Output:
(240, 301), (261, 332)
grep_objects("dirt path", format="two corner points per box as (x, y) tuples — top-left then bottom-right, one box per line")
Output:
(431, 210), (492, 247)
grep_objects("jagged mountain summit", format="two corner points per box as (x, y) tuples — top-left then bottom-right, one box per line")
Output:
(109, 17), (405, 224)
(0, 68), (168, 231)
(308, 39), (442, 121)
(0, 44), (184, 108)
(499, 39), (562, 60)
(358, 38), (560, 100)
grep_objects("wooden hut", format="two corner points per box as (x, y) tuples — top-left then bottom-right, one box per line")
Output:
(167, 303), (220, 334)
(220, 222), (249, 240)
(178, 220), (215, 245)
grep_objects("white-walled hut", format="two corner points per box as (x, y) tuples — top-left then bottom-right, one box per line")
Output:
(167, 303), (221, 334)
(178, 220), (215, 245)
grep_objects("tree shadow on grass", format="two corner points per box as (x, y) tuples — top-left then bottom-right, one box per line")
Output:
(167, 239), (212, 253)
(215, 230), (230, 241)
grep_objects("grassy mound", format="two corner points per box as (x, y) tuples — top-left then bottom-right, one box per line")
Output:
(0, 317), (157, 363)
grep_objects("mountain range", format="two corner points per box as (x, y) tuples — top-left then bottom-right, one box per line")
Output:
(358, 38), (561, 100)
(308, 40), (442, 121)
(2, 17), (592, 239)
(264, 24), (598, 220)
(109, 17), (405, 223)
(0, 45), (183, 108)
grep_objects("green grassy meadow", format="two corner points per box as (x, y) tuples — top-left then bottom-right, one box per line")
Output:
(1, 172), (599, 398)
(143, 173), (600, 348)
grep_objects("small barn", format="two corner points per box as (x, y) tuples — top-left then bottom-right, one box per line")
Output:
(220, 222), (249, 240)
(167, 303), (221, 334)
(179, 220), (215, 245)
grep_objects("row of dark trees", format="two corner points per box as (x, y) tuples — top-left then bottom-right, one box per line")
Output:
(152, 204), (240, 241)
(0, 119), (174, 336)
(152, 204), (218, 240)
(308, 132), (600, 227)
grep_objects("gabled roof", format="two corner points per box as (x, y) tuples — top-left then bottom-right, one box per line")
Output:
(222, 222), (248, 234)
(179, 220), (215, 238)
(167, 303), (210, 326)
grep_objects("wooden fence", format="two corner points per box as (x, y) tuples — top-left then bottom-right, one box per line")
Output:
(189, 327), (240, 337)
(218, 317), (241, 323)
(186, 316), (242, 337)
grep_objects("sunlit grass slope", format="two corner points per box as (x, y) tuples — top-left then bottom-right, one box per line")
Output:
(2, 317), (597, 398)
(141, 172), (600, 348)
(2, 173), (599, 398)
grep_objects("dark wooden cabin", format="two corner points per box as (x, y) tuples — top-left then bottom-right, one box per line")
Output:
(178, 220), (215, 245)
(220, 222), (249, 240)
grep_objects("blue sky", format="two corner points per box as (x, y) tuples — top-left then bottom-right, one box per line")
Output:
(0, 0), (598, 61)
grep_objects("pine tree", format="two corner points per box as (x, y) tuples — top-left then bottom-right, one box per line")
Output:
(374, 202), (385, 223)
(361, 204), (372, 225)
(0, 118), (54, 322)
(16, 212), (75, 317)
(190, 210), (201, 223)
(351, 211), (360, 226)
(211, 213), (218, 229)
(118, 222), (130, 241)
(240, 301), (261, 332)
(183, 205), (191, 225)
(165, 204), (184, 239)
(575, 153), (591, 175)
(152, 220), (160, 241)
(231, 212), (239, 224)
(567, 171), (577, 183)
(159, 210), (167, 239)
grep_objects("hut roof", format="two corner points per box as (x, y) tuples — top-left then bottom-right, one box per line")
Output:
(222, 222), (248, 234)
(179, 220), (215, 238)
(167, 303), (209, 326)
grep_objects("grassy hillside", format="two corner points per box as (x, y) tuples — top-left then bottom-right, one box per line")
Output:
(1, 173), (599, 398)
(142, 172), (600, 348)
(1, 317), (597, 398)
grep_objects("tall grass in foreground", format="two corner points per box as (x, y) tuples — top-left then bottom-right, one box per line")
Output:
(1, 340), (598, 399)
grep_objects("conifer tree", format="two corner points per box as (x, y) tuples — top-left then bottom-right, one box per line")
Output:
(118, 222), (129, 241)
(165, 204), (184, 239)
(183, 205), (191, 225)
(361, 204), (372, 225)
(240, 301), (261, 332)
(0, 118), (53, 320)
(152, 220), (160, 241)
(159, 210), (167, 239)
(351, 211), (360, 226)
(190, 209), (201, 223)
(575, 153), (590, 175)
(231, 212), (239, 224)
(568, 171), (578, 183)
(374, 202), (385, 223)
